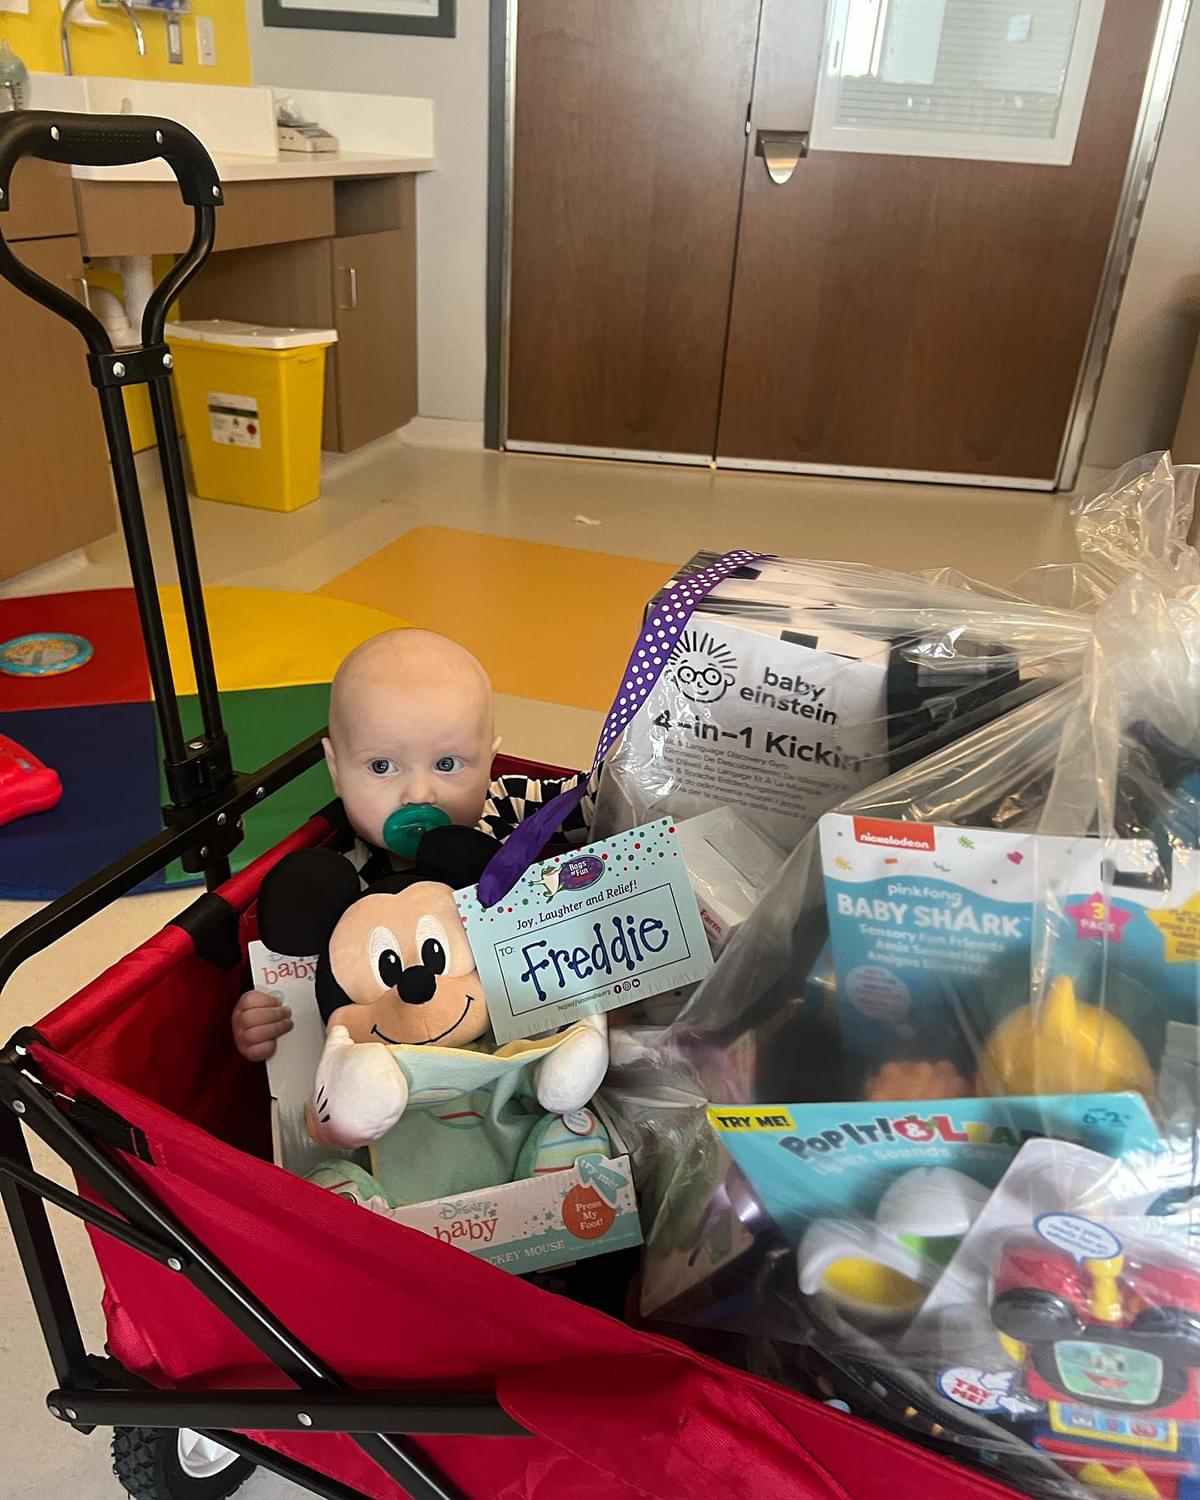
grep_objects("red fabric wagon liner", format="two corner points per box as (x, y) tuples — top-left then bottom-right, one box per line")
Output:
(30, 794), (1021, 1500)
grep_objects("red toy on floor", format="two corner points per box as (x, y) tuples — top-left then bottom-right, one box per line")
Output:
(0, 734), (62, 827)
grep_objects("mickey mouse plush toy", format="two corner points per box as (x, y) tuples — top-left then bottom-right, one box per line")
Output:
(257, 825), (613, 1208)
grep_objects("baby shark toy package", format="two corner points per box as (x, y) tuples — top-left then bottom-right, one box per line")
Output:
(821, 815), (1200, 1101)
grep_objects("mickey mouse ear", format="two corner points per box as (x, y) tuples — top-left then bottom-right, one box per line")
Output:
(257, 847), (362, 955)
(414, 825), (501, 889)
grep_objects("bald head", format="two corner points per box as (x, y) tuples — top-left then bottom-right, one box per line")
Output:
(324, 630), (500, 848)
(329, 630), (493, 744)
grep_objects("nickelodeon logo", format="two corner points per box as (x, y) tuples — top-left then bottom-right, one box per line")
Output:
(853, 817), (936, 852)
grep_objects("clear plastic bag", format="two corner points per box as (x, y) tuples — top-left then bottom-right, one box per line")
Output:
(607, 455), (1200, 1499)
(591, 547), (1095, 851)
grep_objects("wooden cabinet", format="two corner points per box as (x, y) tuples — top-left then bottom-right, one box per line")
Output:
(75, 177), (336, 259)
(180, 174), (417, 453)
(5, 160), (78, 242)
(0, 196), (114, 583)
(328, 228), (417, 452)
(0, 167), (419, 582)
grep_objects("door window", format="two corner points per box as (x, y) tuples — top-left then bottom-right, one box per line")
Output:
(811, 0), (1106, 164)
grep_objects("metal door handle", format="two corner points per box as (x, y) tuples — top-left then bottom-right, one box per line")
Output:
(339, 265), (358, 311)
(755, 129), (809, 185)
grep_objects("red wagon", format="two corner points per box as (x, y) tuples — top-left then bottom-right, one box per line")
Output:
(0, 110), (1031, 1500)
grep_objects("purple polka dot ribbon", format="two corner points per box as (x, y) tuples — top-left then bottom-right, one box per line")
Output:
(477, 549), (767, 907)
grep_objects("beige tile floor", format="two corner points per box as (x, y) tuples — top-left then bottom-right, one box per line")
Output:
(0, 428), (1090, 1498)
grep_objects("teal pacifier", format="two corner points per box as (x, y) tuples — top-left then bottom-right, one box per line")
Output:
(381, 803), (452, 859)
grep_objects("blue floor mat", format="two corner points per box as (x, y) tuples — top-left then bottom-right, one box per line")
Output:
(0, 701), (165, 901)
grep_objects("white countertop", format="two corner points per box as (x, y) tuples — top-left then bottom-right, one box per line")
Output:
(72, 150), (436, 185)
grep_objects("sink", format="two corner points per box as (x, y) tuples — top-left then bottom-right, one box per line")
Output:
(26, 73), (90, 112)
(18, 77), (436, 184)
(27, 74), (278, 161)
(84, 79), (277, 156)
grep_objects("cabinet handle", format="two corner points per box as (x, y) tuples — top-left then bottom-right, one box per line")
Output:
(338, 265), (358, 311)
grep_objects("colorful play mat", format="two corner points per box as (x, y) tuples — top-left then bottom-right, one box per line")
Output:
(0, 587), (405, 899)
(0, 529), (672, 901)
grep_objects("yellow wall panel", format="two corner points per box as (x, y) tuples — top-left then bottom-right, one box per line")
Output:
(1, 0), (252, 86)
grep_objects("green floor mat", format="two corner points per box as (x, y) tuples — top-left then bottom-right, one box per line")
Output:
(159, 684), (333, 887)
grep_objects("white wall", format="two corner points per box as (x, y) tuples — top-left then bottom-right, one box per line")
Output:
(1084, 6), (1200, 469)
(250, 3), (489, 422)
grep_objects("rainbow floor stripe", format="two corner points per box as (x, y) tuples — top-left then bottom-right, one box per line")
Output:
(0, 587), (405, 899)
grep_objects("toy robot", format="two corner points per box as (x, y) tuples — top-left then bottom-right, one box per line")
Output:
(992, 1238), (1200, 1497)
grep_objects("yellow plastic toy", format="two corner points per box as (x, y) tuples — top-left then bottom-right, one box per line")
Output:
(976, 976), (1155, 1100)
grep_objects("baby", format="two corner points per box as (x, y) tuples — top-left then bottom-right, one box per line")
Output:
(233, 628), (595, 1060)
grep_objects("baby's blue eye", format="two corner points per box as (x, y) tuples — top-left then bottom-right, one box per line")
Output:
(434, 755), (463, 774)
(369, 759), (395, 776)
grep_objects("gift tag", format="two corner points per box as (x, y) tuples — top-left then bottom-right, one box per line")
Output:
(456, 819), (714, 1045)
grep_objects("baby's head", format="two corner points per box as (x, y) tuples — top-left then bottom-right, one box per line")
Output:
(324, 630), (500, 854)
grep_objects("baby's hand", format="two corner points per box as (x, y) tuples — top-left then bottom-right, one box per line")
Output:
(232, 989), (293, 1061)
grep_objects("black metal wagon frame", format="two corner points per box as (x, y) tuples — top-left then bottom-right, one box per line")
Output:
(0, 110), (523, 1500)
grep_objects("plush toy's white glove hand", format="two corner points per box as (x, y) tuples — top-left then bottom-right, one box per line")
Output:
(536, 1012), (609, 1114)
(310, 1025), (409, 1148)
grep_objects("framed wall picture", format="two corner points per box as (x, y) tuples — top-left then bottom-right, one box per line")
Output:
(262, 0), (454, 37)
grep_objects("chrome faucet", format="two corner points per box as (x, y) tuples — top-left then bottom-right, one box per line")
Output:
(60, 0), (147, 77)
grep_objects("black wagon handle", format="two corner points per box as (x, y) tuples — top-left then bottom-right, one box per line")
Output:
(0, 110), (222, 353)
(0, 109), (223, 215)
(0, 109), (236, 888)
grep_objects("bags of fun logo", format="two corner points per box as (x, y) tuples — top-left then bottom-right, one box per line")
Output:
(539, 854), (606, 903)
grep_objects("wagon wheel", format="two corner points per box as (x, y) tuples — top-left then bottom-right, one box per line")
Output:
(112, 1427), (254, 1500)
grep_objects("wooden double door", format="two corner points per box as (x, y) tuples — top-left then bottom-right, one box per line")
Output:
(504, 0), (1162, 485)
